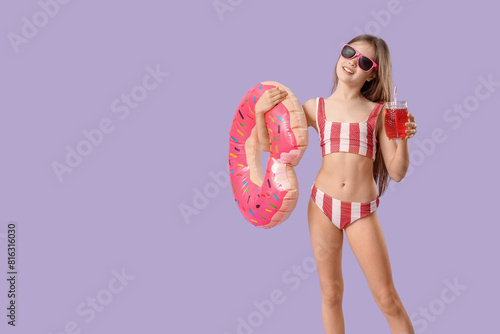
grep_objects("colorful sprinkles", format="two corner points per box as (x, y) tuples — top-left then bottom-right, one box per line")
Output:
(229, 83), (301, 227)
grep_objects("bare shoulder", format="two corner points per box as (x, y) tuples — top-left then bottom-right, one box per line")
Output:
(301, 98), (318, 131)
(366, 99), (379, 112)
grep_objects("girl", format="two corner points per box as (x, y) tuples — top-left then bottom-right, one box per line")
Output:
(255, 34), (417, 333)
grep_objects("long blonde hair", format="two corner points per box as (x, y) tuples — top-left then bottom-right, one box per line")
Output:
(330, 34), (393, 196)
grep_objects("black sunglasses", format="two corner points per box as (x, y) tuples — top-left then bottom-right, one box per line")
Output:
(340, 44), (378, 72)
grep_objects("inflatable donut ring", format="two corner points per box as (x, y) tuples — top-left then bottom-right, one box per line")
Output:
(228, 81), (308, 229)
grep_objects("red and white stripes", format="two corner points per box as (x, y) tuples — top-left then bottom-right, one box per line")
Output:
(310, 183), (379, 229)
(316, 97), (383, 160)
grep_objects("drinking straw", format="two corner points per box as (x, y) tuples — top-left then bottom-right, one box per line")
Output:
(394, 86), (397, 103)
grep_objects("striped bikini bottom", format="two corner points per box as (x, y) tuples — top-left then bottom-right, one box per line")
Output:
(310, 183), (379, 230)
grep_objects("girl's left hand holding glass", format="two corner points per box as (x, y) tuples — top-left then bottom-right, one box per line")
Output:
(404, 113), (417, 140)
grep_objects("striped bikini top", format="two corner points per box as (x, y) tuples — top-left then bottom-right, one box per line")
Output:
(316, 97), (384, 160)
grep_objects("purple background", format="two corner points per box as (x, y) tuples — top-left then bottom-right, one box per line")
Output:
(1, 0), (499, 333)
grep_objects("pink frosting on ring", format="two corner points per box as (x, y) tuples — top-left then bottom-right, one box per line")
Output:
(228, 81), (308, 228)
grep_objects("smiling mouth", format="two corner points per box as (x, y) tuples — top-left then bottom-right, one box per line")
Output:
(343, 66), (354, 74)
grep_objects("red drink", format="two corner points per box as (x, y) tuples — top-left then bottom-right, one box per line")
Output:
(384, 101), (408, 140)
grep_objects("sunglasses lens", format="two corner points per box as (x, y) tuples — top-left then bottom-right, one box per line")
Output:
(359, 56), (374, 71)
(341, 45), (356, 58)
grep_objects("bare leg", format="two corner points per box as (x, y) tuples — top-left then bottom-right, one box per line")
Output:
(345, 212), (414, 334)
(308, 197), (345, 334)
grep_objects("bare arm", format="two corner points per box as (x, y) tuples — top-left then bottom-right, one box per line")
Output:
(256, 111), (271, 152)
(255, 87), (288, 152)
(302, 98), (318, 131)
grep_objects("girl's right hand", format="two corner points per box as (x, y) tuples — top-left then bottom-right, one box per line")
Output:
(255, 87), (288, 115)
